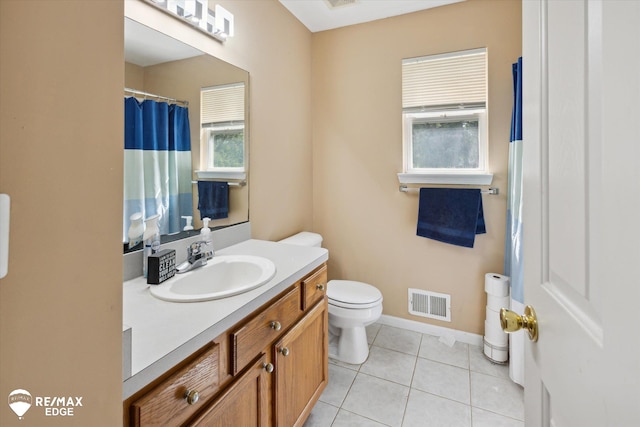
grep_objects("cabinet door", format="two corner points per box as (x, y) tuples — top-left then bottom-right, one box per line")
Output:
(274, 300), (328, 427)
(189, 355), (270, 427)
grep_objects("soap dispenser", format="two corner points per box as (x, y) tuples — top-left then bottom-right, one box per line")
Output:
(142, 214), (160, 278)
(200, 217), (213, 256)
(127, 212), (145, 250)
(182, 215), (194, 231)
(200, 217), (211, 236)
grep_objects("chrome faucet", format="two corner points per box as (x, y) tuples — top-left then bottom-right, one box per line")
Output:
(176, 240), (214, 274)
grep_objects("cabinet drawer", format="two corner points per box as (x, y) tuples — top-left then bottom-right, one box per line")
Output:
(231, 286), (301, 375)
(301, 266), (327, 311)
(130, 343), (220, 427)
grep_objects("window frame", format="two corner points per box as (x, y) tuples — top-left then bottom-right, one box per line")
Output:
(203, 122), (245, 172)
(402, 108), (488, 175)
(399, 48), (492, 185)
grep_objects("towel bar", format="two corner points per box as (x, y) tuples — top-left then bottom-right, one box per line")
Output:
(399, 185), (499, 195)
(192, 180), (246, 187)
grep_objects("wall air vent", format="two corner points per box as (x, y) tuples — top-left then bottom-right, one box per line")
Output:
(323, 0), (358, 9)
(408, 289), (451, 322)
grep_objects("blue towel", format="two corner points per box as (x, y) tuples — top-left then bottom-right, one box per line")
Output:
(416, 188), (486, 248)
(197, 181), (229, 220)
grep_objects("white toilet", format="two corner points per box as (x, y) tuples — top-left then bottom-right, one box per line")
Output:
(279, 232), (383, 364)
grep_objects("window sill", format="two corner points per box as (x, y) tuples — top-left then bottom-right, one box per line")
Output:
(397, 172), (493, 186)
(195, 170), (246, 181)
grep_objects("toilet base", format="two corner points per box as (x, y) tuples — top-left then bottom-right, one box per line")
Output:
(328, 325), (370, 365)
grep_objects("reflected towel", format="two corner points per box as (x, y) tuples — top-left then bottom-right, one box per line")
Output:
(416, 188), (485, 248)
(197, 181), (229, 220)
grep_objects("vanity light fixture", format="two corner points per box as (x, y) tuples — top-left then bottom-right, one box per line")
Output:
(144, 0), (234, 43)
(214, 4), (234, 38)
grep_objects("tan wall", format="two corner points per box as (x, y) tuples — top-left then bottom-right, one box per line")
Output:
(311, 0), (522, 334)
(0, 0), (123, 425)
(216, 0), (314, 240)
(124, 62), (144, 89)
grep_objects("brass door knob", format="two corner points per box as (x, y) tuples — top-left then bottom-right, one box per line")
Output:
(263, 362), (274, 373)
(279, 347), (290, 357)
(270, 321), (282, 331)
(184, 389), (199, 405)
(500, 305), (538, 342)
(316, 283), (325, 291)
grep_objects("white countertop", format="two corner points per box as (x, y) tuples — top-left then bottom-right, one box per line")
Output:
(122, 239), (328, 399)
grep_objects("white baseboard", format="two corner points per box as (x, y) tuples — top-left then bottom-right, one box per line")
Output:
(377, 314), (483, 347)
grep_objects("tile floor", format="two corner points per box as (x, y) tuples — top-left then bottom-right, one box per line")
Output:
(304, 323), (524, 427)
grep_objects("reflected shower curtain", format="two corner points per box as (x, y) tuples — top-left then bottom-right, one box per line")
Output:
(123, 98), (193, 243)
(505, 57), (524, 386)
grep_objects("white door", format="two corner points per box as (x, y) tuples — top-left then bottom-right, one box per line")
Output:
(522, 1), (640, 426)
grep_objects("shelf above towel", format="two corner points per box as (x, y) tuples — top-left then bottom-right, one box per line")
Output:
(397, 172), (493, 186)
(195, 170), (246, 181)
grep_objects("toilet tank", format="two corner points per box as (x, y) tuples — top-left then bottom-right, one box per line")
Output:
(278, 232), (323, 247)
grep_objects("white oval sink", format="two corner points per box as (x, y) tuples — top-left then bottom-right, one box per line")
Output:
(149, 255), (276, 302)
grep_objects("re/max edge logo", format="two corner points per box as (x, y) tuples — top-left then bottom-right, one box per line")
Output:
(8, 389), (83, 419)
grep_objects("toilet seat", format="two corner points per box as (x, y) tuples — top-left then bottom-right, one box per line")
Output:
(327, 280), (383, 309)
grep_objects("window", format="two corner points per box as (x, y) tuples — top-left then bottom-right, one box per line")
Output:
(203, 123), (244, 169)
(199, 83), (245, 177)
(400, 48), (491, 184)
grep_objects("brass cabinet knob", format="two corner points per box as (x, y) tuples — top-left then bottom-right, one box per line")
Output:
(184, 389), (199, 405)
(263, 362), (274, 373)
(279, 347), (290, 357)
(316, 283), (325, 291)
(270, 321), (282, 331)
(500, 305), (539, 342)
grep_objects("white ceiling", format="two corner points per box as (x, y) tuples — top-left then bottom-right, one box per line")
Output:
(125, 18), (203, 67)
(278, 0), (465, 33)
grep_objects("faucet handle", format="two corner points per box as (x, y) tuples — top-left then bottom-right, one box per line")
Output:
(189, 240), (214, 259)
(177, 240), (214, 274)
(189, 240), (209, 252)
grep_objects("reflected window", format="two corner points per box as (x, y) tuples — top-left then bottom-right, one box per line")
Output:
(200, 83), (245, 171)
(204, 123), (244, 169)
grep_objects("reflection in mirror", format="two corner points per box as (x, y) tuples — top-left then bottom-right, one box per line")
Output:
(123, 18), (249, 253)
(200, 83), (245, 173)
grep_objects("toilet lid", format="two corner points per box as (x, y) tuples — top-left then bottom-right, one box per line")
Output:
(327, 280), (383, 308)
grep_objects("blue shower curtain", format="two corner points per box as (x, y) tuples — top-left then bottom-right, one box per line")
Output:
(123, 98), (193, 243)
(505, 57), (524, 386)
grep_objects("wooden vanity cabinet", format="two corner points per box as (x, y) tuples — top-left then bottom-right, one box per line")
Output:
(125, 263), (328, 427)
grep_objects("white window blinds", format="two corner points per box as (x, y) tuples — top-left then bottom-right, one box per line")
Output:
(402, 48), (487, 112)
(201, 83), (245, 125)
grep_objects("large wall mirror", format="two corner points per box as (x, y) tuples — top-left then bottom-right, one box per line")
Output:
(123, 17), (249, 253)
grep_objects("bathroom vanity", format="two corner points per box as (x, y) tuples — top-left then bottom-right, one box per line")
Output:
(122, 239), (329, 426)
